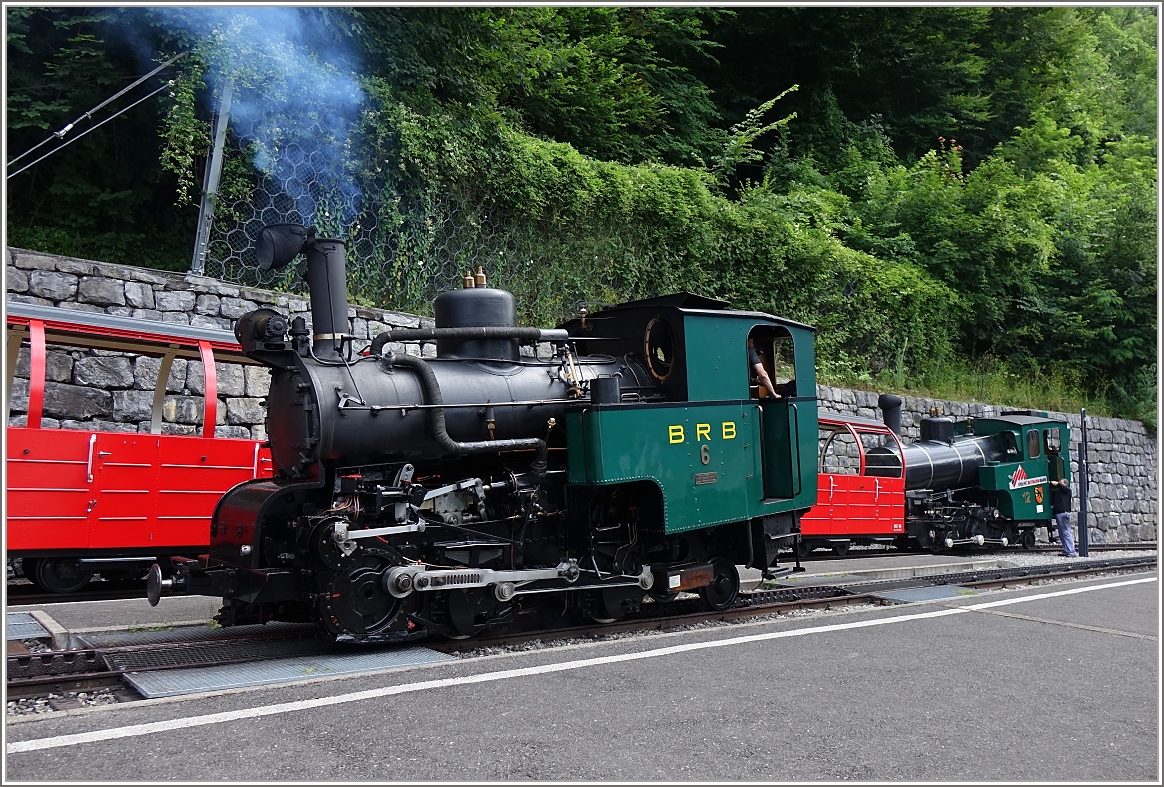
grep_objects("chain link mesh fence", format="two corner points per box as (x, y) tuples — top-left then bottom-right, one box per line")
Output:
(198, 107), (652, 327)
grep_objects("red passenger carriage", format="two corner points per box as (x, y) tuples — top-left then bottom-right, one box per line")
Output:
(5, 302), (273, 592)
(799, 415), (906, 556)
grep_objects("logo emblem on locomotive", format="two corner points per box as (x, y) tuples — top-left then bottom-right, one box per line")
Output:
(1008, 465), (1048, 490)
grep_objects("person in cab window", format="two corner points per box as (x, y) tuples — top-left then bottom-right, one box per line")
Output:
(747, 337), (780, 399)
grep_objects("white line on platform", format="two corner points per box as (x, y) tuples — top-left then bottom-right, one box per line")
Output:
(6, 575), (1156, 755)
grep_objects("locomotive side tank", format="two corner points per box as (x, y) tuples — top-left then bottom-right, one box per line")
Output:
(149, 223), (820, 641)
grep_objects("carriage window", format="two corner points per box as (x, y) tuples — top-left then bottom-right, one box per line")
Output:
(1026, 429), (1041, 458)
(819, 427), (860, 475)
(1044, 428), (1061, 454)
(1000, 431), (1018, 456)
(859, 432), (902, 478)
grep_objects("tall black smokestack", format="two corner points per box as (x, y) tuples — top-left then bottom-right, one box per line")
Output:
(255, 223), (350, 358)
(878, 393), (903, 436)
(304, 237), (349, 357)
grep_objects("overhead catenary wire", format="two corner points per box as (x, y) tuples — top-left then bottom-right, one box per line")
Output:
(7, 82), (175, 180)
(6, 50), (188, 176)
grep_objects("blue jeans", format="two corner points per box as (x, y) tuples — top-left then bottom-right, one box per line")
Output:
(1055, 512), (1076, 556)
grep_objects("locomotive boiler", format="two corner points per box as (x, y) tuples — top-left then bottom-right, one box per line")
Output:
(148, 224), (820, 641)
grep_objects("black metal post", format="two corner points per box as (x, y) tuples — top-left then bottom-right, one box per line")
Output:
(1078, 408), (1089, 557)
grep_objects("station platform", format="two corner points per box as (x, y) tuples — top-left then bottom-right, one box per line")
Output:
(7, 558), (1157, 782)
(6, 594), (224, 650)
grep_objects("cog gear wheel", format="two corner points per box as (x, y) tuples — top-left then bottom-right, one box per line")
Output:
(317, 548), (406, 641)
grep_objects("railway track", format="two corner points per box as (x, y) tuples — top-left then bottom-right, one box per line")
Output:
(8, 553), (1156, 706)
(7, 543), (1155, 605)
(6, 581), (148, 607)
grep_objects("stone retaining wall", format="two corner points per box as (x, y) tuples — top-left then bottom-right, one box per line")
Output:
(6, 247), (436, 442)
(6, 247), (1157, 544)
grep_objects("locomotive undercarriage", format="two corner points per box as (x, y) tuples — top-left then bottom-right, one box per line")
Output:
(905, 490), (1040, 553)
(156, 457), (749, 642)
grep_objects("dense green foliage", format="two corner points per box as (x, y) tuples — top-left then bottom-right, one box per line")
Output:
(5, 6), (1157, 425)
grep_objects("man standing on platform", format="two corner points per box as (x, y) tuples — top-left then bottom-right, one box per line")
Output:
(1051, 478), (1077, 557)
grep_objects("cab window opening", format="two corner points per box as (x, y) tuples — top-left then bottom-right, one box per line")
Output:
(747, 327), (796, 400)
(1026, 429), (1041, 459)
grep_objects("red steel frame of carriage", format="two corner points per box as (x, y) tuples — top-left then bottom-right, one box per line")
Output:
(5, 301), (273, 592)
(799, 415), (906, 556)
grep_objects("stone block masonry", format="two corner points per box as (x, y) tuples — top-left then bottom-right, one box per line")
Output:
(7, 247), (1157, 545)
(7, 247), (436, 444)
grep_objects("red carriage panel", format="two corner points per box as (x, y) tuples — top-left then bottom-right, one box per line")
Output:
(802, 418), (905, 542)
(6, 428), (94, 551)
(154, 437), (274, 548)
(5, 303), (275, 584)
(87, 433), (160, 549)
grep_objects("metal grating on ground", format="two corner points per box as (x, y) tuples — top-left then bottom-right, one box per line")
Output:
(101, 637), (334, 672)
(76, 621), (318, 648)
(6, 612), (49, 641)
(123, 646), (457, 699)
(866, 585), (980, 603)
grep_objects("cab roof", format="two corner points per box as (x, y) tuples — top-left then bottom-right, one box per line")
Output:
(595, 291), (817, 333)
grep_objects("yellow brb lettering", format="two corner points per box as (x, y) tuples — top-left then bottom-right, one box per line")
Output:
(722, 421), (736, 440)
(669, 425), (685, 444)
(696, 423), (711, 441)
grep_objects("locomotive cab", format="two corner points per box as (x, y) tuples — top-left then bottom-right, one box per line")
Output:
(561, 296), (819, 592)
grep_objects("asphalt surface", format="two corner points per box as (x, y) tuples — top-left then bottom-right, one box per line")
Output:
(4, 565), (1158, 782)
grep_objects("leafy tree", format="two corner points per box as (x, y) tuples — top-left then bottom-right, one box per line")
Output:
(6, 6), (194, 268)
(3, 6), (1156, 422)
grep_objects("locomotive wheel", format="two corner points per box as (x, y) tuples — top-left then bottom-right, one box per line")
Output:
(25, 558), (94, 594)
(584, 590), (619, 624)
(696, 558), (740, 612)
(308, 517), (355, 570)
(832, 541), (850, 557)
(586, 586), (644, 623)
(796, 540), (813, 559)
(1020, 529), (1036, 550)
(318, 551), (403, 640)
(649, 588), (680, 604)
